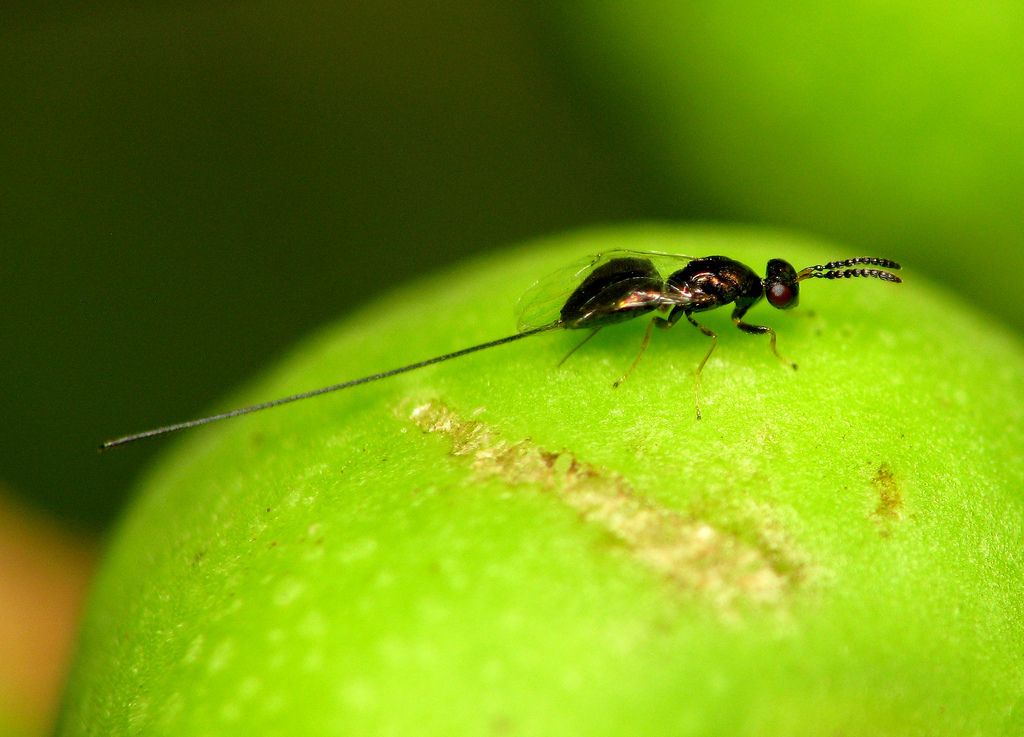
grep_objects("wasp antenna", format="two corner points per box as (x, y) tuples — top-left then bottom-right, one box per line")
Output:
(807, 257), (901, 271)
(797, 258), (901, 282)
(798, 267), (902, 283)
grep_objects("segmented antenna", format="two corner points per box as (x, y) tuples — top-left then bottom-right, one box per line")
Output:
(797, 258), (902, 283)
(810, 257), (900, 270)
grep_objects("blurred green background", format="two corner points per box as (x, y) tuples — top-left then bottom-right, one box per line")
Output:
(3, 2), (1023, 733)
(1, 2), (675, 531)
(3, 0), (1021, 532)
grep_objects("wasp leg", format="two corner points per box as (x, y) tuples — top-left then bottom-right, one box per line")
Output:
(731, 306), (797, 370)
(612, 320), (655, 388)
(611, 310), (684, 388)
(685, 311), (718, 420)
(557, 327), (602, 368)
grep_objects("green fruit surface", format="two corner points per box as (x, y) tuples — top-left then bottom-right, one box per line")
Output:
(60, 226), (1024, 736)
(546, 3), (1024, 331)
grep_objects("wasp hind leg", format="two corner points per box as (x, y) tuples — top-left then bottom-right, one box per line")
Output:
(557, 327), (602, 368)
(612, 309), (684, 388)
(612, 320), (655, 388)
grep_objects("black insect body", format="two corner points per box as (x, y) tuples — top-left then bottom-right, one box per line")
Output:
(101, 251), (901, 449)
(529, 252), (898, 415)
(558, 256), (665, 327)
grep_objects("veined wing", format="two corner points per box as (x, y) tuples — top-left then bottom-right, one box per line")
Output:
(514, 250), (698, 331)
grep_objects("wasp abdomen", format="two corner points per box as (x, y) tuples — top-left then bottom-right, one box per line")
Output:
(560, 257), (664, 328)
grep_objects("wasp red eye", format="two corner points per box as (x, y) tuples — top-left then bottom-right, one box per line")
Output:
(767, 282), (796, 308)
(764, 258), (799, 309)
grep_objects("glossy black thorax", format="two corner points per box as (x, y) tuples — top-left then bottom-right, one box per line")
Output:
(666, 256), (763, 313)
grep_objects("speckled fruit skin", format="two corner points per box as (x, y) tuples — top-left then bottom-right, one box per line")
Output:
(60, 226), (1024, 736)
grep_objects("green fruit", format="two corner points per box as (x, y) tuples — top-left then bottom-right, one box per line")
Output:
(546, 3), (1024, 332)
(60, 226), (1024, 735)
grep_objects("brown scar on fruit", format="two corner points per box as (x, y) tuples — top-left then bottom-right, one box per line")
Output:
(408, 400), (810, 611)
(871, 462), (903, 533)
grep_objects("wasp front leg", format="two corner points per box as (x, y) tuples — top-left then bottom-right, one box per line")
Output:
(731, 304), (797, 370)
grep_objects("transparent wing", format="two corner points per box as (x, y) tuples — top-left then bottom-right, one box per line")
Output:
(514, 250), (697, 331)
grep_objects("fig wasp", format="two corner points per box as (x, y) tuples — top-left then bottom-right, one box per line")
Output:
(101, 251), (901, 449)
